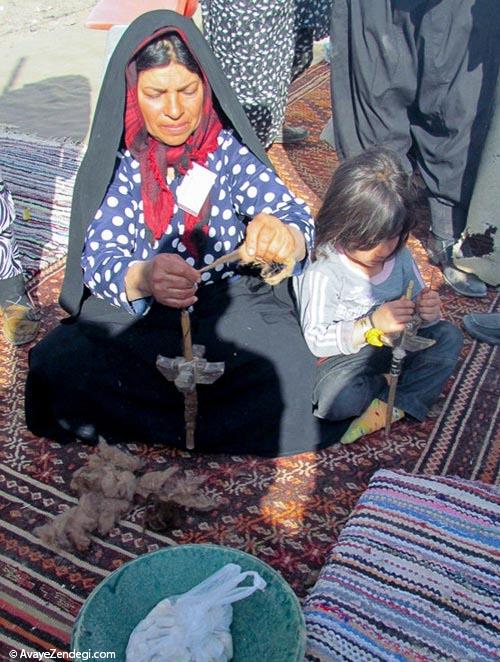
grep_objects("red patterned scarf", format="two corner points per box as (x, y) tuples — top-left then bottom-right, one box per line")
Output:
(124, 28), (222, 255)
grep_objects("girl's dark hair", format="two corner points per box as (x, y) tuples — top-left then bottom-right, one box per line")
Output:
(135, 33), (202, 76)
(313, 147), (417, 260)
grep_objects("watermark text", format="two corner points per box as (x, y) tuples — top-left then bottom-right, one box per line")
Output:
(10, 651), (116, 660)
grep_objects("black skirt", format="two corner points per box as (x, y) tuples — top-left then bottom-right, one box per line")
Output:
(26, 276), (345, 456)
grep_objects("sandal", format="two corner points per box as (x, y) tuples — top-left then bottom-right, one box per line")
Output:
(2, 297), (41, 345)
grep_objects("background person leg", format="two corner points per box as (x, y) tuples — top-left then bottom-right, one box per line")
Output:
(329, 0), (416, 169)
(411, 0), (498, 296)
(452, 71), (500, 288)
(0, 169), (41, 345)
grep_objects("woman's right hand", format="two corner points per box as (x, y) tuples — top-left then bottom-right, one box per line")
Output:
(126, 254), (200, 308)
(145, 254), (200, 308)
(371, 297), (415, 334)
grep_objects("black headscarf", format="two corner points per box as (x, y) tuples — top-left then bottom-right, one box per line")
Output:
(60, 10), (270, 321)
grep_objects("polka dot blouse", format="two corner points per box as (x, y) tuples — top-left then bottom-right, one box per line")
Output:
(81, 129), (314, 313)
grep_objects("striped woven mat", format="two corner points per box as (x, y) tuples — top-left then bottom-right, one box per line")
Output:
(304, 469), (500, 661)
(0, 130), (84, 280)
(0, 63), (499, 658)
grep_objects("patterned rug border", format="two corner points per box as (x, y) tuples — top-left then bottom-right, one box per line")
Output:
(288, 61), (330, 104)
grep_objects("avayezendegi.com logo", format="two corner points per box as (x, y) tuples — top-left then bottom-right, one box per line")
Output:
(9, 651), (116, 660)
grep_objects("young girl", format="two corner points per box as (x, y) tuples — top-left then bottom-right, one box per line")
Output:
(294, 147), (463, 443)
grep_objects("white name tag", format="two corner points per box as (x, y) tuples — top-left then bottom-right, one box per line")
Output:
(176, 162), (217, 216)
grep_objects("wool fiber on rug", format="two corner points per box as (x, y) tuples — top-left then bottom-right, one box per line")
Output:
(0, 63), (499, 656)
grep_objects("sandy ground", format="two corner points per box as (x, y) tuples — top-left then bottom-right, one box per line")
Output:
(0, 1), (95, 37)
(0, 1), (108, 141)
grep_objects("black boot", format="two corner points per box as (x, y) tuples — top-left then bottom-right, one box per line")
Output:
(426, 234), (487, 298)
(273, 124), (309, 144)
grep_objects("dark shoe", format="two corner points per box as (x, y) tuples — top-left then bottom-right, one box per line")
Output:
(463, 313), (500, 345)
(426, 234), (487, 298)
(274, 124), (309, 144)
(441, 266), (487, 298)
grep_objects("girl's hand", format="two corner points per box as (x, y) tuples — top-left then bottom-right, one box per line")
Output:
(126, 254), (200, 308)
(371, 297), (415, 333)
(240, 213), (306, 264)
(416, 287), (441, 322)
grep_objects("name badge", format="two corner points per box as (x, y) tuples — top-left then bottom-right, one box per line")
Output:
(176, 162), (217, 216)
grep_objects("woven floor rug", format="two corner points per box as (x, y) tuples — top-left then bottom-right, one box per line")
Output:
(1, 62), (499, 656)
(0, 131), (83, 281)
(304, 470), (500, 661)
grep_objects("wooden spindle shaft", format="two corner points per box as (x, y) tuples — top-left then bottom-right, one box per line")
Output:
(181, 309), (193, 361)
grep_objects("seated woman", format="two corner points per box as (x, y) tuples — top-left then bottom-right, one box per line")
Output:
(26, 10), (340, 456)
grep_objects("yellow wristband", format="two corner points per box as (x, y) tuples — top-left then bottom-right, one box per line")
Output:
(365, 327), (385, 347)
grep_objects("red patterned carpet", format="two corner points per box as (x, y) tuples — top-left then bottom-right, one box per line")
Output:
(1, 62), (499, 656)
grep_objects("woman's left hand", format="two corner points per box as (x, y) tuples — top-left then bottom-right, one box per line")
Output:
(416, 287), (441, 322)
(240, 213), (306, 264)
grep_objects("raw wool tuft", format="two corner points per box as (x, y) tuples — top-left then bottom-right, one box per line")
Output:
(35, 439), (218, 551)
(199, 246), (296, 285)
(136, 469), (216, 510)
(241, 252), (295, 286)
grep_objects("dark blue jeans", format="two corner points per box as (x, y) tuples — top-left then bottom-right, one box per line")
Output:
(313, 321), (463, 422)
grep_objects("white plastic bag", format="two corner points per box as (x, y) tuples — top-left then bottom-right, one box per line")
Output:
(126, 563), (267, 662)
